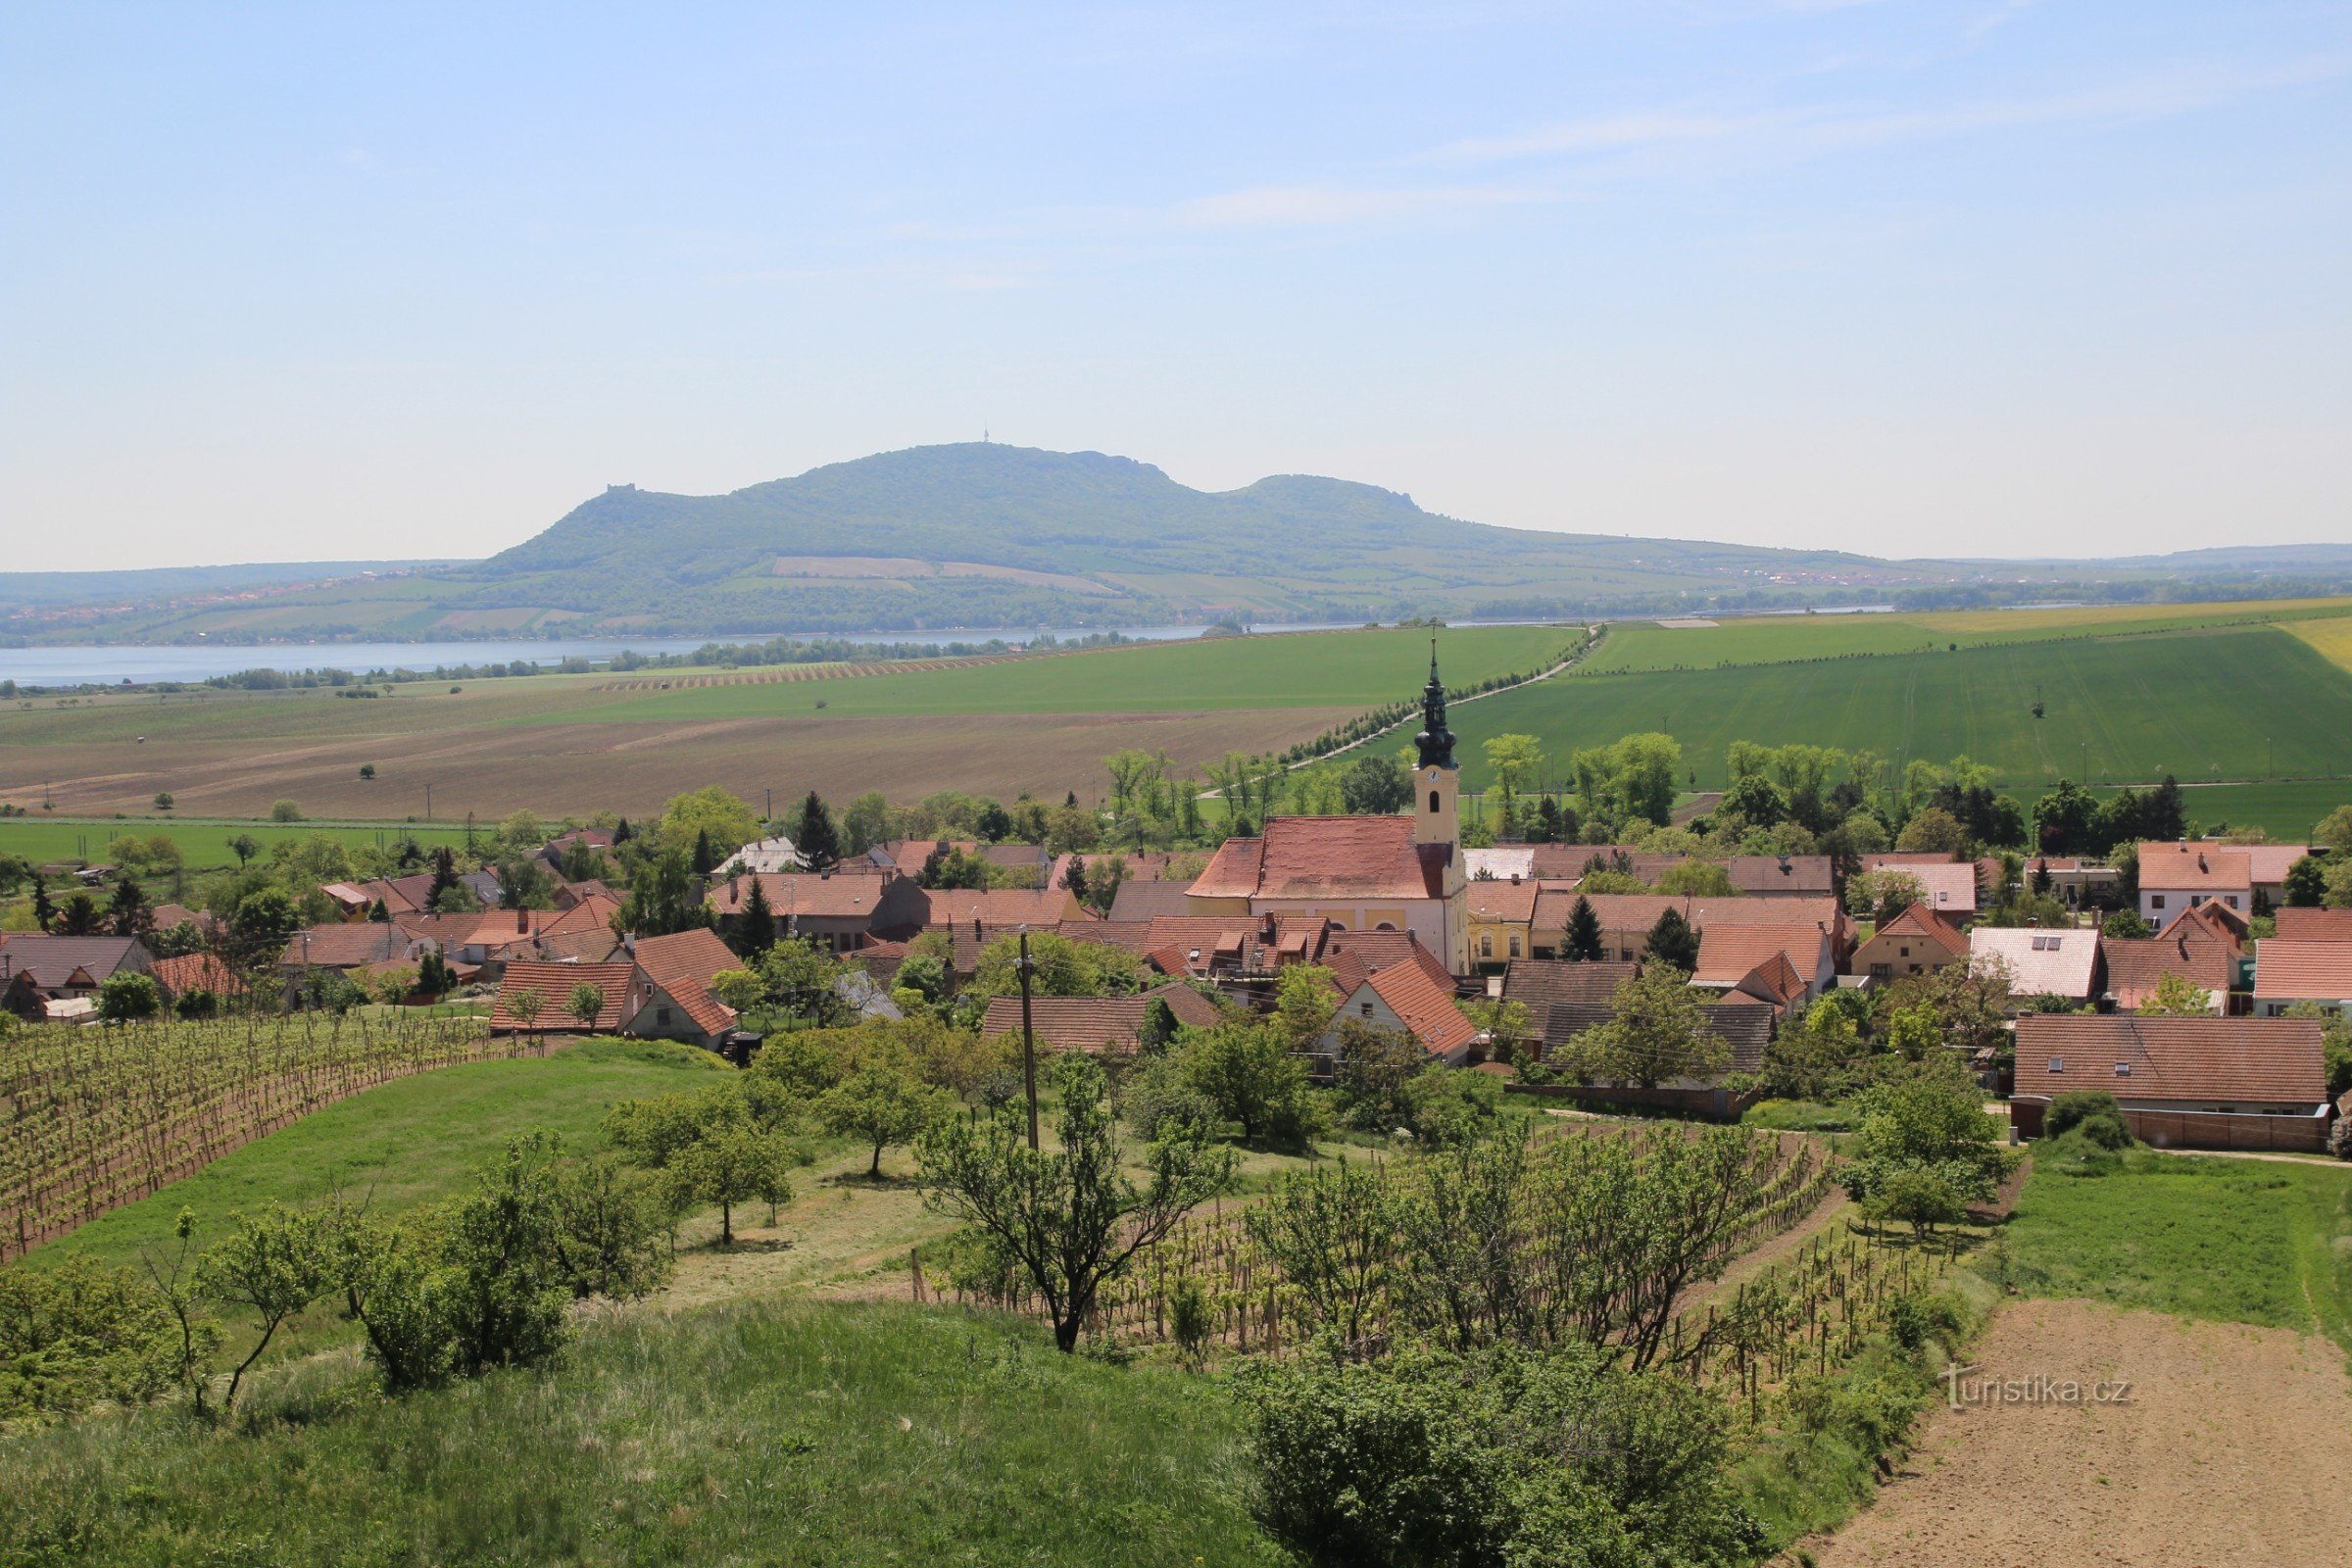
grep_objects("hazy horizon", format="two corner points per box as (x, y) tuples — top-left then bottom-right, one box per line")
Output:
(5, 2), (2348, 572)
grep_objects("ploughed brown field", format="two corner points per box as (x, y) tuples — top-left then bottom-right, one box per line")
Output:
(3, 708), (1348, 821)
(1816, 1298), (2352, 1568)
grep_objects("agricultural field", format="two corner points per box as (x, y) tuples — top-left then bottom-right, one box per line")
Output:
(0, 624), (1565, 821)
(2288, 611), (2352, 674)
(0, 815), (469, 872)
(1448, 622), (2352, 821)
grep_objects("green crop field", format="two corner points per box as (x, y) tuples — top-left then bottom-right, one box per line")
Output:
(570, 622), (1573, 722)
(1448, 624), (2352, 808)
(0, 815), (471, 870)
(28, 1038), (730, 1274)
(1583, 598), (2352, 675)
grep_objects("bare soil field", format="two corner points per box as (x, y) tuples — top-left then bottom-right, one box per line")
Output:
(3, 707), (1348, 820)
(1816, 1298), (2352, 1568)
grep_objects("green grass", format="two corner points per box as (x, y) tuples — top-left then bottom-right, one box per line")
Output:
(1447, 623), (2352, 803)
(2005, 1149), (2352, 1352)
(0, 816), (472, 871)
(2132, 778), (2352, 840)
(571, 622), (1571, 722)
(29, 1039), (730, 1274)
(0, 1298), (1281, 1567)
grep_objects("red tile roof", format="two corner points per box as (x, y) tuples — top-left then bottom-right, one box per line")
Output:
(146, 952), (245, 999)
(709, 871), (899, 921)
(1499, 959), (1639, 1009)
(1870, 903), (1971, 961)
(2276, 907), (2352, 942)
(2013, 1015), (2327, 1105)
(2101, 932), (2233, 1010)
(923, 887), (1085, 928)
(976, 983), (1214, 1054)
(1725, 856), (1836, 896)
(2190, 840), (2313, 885)
(1465, 878), (1541, 923)
(632, 927), (741, 990)
(1861, 857), (1980, 913)
(1348, 960), (1480, 1057)
(2135, 842), (2252, 892)
(2252, 940), (2352, 1001)
(1692, 925), (1828, 990)
(280, 922), (415, 969)
(491, 960), (641, 1033)
(2160, 901), (2250, 951)
(1190, 816), (1448, 902)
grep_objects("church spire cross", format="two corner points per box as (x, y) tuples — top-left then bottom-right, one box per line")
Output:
(1415, 637), (1456, 770)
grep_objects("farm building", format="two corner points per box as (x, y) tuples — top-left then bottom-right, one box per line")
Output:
(2010, 1014), (2331, 1152)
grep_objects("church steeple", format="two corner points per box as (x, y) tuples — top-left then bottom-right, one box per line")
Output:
(1414, 638), (1455, 771)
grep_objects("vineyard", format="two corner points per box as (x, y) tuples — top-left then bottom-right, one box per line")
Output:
(0, 1010), (513, 1262)
(938, 1121), (1838, 1362)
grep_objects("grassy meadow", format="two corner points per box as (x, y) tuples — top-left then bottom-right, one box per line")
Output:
(0, 1298), (1279, 1568)
(0, 815), (471, 872)
(2003, 1151), (2352, 1352)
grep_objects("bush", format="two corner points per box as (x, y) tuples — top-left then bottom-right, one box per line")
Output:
(96, 971), (163, 1022)
(0, 1258), (191, 1424)
(2045, 1091), (2132, 1149)
(270, 800), (304, 823)
(2036, 1125), (2125, 1178)
(1239, 1342), (1762, 1568)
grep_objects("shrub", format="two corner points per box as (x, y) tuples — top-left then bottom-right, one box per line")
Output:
(270, 800), (304, 823)
(2045, 1091), (2132, 1148)
(96, 970), (163, 1022)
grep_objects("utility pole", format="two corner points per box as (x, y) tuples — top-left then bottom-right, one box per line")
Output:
(765, 787), (772, 822)
(1017, 926), (1040, 1151)
(424, 782), (433, 820)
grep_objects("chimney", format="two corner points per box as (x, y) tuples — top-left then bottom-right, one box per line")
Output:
(1510, 872), (1521, 885)
(973, 915), (982, 943)
(516, 907), (528, 934)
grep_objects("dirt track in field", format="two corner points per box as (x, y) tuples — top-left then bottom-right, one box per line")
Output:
(1815, 1298), (2352, 1568)
(0, 708), (1348, 821)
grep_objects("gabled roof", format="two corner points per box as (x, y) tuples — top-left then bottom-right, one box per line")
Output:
(1867, 903), (1970, 960)
(2160, 900), (2250, 950)
(1344, 961), (1479, 1057)
(1725, 856), (1836, 896)
(1106, 879), (1194, 921)
(1464, 878), (1541, 923)
(2014, 1014), (2327, 1105)
(923, 887), (1085, 928)
(709, 871), (902, 921)
(2135, 842), (2252, 891)
(2276, 907), (2352, 942)
(1692, 925), (1830, 989)
(2252, 940), (2352, 1001)
(1499, 959), (1639, 1010)
(1463, 848), (1537, 882)
(2189, 840), (2313, 885)
(491, 960), (640, 1032)
(719, 835), (805, 874)
(0, 935), (145, 987)
(281, 923), (413, 969)
(632, 927), (742, 991)
(1862, 856), (1979, 913)
(639, 972), (737, 1039)
(1323, 927), (1455, 991)
(975, 983), (1212, 1054)
(1189, 816), (1447, 902)
(1969, 926), (2100, 1000)
(147, 952), (245, 999)
(2100, 932), (2233, 1010)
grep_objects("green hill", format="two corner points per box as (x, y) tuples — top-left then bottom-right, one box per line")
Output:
(14, 444), (2352, 643)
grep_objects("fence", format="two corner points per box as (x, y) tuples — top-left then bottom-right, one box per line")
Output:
(2010, 1098), (2331, 1152)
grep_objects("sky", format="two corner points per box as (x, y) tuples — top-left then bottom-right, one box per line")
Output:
(2, 1), (2348, 571)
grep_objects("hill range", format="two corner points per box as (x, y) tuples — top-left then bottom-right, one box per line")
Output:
(7, 443), (2352, 644)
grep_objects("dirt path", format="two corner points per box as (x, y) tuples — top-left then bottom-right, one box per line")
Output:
(1815, 1298), (2352, 1568)
(1679, 1186), (1852, 1318)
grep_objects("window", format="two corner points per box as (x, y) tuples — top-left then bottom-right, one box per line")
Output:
(1508, 934), (1522, 958)
(658, 1006), (672, 1027)
(2189, 894), (2206, 906)
(1479, 934), (1494, 958)
(2114, 1062), (2132, 1076)
(1374, 921), (1397, 932)
(1898, 946), (1910, 957)
(2048, 1056), (2064, 1072)
(1428, 790), (1441, 813)
(1359, 1002), (1374, 1016)
(2151, 895), (2167, 909)
(2225, 896), (2239, 908)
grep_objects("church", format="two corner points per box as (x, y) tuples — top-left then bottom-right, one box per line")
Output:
(1183, 645), (1469, 972)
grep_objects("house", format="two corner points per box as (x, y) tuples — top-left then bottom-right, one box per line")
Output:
(147, 904), (219, 940)
(1105, 879), (1194, 922)
(1726, 855), (1837, 899)
(490, 960), (647, 1035)
(1860, 855), (1979, 917)
(2010, 1014), (2331, 1150)
(2188, 840), (2315, 908)
(360, 867), (502, 916)
(2018, 857), (2122, 909)
(0, 935), (151, 1010)
(719, 835), (805, 875)
(923, 885), (1088, 929)
(1527, 892), (1849, 966)
(1691, 925), (1833, 1014)
(1499, 959), (1637, 1050)
(1188, 651), (1469, 971)
(2251, 941), (2352, 1017)
(976, 983), (1224, 1054)
(397, 899), (623, 973)
(627, 927), (746, 1049)
(278, 922), (417, 977)
(1323, 958), (1481, 1066)
(2160, 899), (2251, 953)
(538, 828), (616, 871)
(1851, 903), (1970, 981)
(2276, 907), (2352, 942)
(1465, 875), (1541, 970)
(2101, 929), (2234, 1013)
(2135, 842), (2253, 925)
(707, 869), (929, 952)
(147, 952), (246, 1008)
(1969, 926), (2102, 1007)
(320, 881), (375, 920)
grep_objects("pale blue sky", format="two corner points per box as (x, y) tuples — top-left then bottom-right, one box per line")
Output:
(3, 1), (2347, 571)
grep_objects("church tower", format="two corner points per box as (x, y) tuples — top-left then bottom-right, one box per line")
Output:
(1413, 640), (1460, 852)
